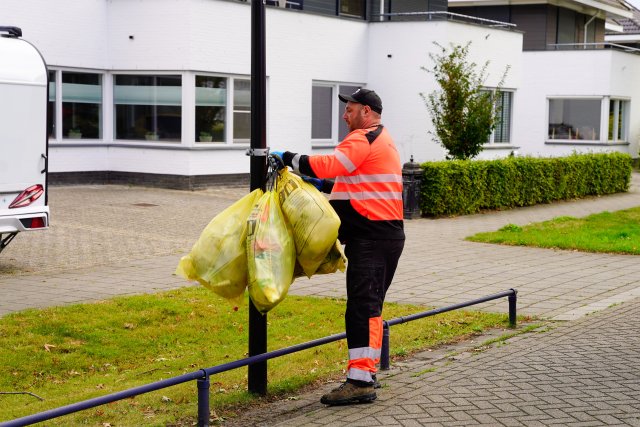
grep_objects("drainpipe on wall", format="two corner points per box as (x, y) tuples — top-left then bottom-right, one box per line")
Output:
(584, 14), (597, 49)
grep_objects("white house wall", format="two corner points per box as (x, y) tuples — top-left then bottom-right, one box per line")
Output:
(3, 0), (370, 176)
(516, 50), (640, 158)
(2, 0), (638, 180)
(367, 20), (523, 161)
(265, 8), (370, 160)
(3, 0), (109, 69)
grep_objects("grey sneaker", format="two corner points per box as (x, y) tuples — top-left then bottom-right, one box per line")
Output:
(320, 382), (377, 405)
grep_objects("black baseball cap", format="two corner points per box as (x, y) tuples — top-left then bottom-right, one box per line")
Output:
(339, 88), (383, 114)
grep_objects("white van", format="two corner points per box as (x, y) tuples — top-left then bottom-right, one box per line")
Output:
(0, 27), (49, 254)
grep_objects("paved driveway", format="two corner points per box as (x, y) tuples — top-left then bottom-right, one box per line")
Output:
(1, 175), (639, 319)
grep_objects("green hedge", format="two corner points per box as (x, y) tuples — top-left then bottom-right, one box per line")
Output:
(420, 153), (632, 216)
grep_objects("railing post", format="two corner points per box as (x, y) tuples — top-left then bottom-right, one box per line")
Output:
(508, 289), (517, 328)
(197, 372), (210, 427)
(380, 321), (390, 370)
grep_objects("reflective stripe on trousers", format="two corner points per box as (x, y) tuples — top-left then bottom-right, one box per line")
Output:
(347, 317), (382, 383)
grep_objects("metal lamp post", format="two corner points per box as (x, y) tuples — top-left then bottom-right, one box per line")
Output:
(248, 0), (268, 396)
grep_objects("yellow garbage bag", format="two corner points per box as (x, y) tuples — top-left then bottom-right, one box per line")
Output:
(247, 190), (296, 314)
(294, 240), (347, 278)
(175, 189), (263, 307)
(276, 169), (340, 278)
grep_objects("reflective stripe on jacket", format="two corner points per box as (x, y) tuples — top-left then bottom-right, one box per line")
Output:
(309, 125), (403, 221)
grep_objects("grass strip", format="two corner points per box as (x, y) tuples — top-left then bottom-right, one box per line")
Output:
(467, 207), (640, 255)
(0, 287), (512, 425)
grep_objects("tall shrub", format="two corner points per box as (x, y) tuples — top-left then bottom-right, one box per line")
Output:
(422, 42), (509, 160)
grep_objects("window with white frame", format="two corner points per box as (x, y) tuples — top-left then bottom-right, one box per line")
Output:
(62, 71), (102, 140)
(548, 98), (600, 140)
(195, 75), (226, 143)
(114, 74), (182, 142)
(195, 75), (251, 144)
(482, 90), (513, 144)
(233, 79), (251, 143)
(608, 99), (629, 142)
(312, 82), (361, 143)
(547, 97), (629, 142)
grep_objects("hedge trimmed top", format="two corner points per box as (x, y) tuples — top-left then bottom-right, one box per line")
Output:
(419, 153), (632, 217)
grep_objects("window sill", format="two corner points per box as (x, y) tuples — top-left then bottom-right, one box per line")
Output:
(483, 143), (520, 150)
(545, 140), (629, 146)
(49, 141), (249, 150)
(312, 142), (338, 149)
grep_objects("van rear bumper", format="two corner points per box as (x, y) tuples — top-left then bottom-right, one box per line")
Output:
(0, 207), (49, 233)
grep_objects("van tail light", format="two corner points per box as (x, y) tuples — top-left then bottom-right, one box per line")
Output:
(9, 184), (44, 209)
(30, 217), (46, 229)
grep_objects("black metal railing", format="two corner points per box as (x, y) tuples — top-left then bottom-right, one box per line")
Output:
(371, 11), (516, 29)
(547, 42), (640, 54)
(1, 289), (517, 427)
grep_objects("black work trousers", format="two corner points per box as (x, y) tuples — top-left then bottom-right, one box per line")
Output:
(344, 237), (405, 384)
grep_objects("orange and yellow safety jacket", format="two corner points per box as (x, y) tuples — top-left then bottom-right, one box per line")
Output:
(283, 124), (404, 241)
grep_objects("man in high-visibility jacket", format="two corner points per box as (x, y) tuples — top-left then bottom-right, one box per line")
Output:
(272, 88), (405, 405)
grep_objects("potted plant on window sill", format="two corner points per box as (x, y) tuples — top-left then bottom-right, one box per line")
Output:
(199, 131), (213, 142)
(145, 131), (159, 141)
(68, 129), (82, 139)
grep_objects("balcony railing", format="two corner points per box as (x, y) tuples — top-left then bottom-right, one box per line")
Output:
(547, 42), (640, 54)
(371, 11), (516, 29)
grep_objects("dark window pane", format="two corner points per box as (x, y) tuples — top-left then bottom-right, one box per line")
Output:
(233, 111), (251, 140)
(196, 106), (225, 142)
(196, 76), (226, 143)
(115, 75), (181, 87)
(114, 105), (181, 141)
(312, 86), (332, 139)
(340, 0), (365, 18)
(62, 72), (102, 140)
(494, 91), (512, 143)
(48, 71), (55, 139)
(114, 74), (182, 142)
(233, 79), (251, 141)
(548, 99), (600, 140)
(62, 72), (100, 85)
(63, 103), (101, 139)
(608, 100), (615, 140)
(617, 101), (624, 140)
(557, 9), (576, 45)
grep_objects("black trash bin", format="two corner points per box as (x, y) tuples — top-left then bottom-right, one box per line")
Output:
(402, 156), (423, 219)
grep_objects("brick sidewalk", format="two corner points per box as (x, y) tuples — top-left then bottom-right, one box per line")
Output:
(1, 174), (639, 426)
(230, 298), (640, 426)
(4, 176), (639, 319)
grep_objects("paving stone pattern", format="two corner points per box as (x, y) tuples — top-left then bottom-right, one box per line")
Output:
(1, 175), (640, 426)
(1, 176), (639, 319)
(226, 299), (640, 426)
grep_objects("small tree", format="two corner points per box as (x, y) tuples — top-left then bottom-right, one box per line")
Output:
(422, 42), (509, 160)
